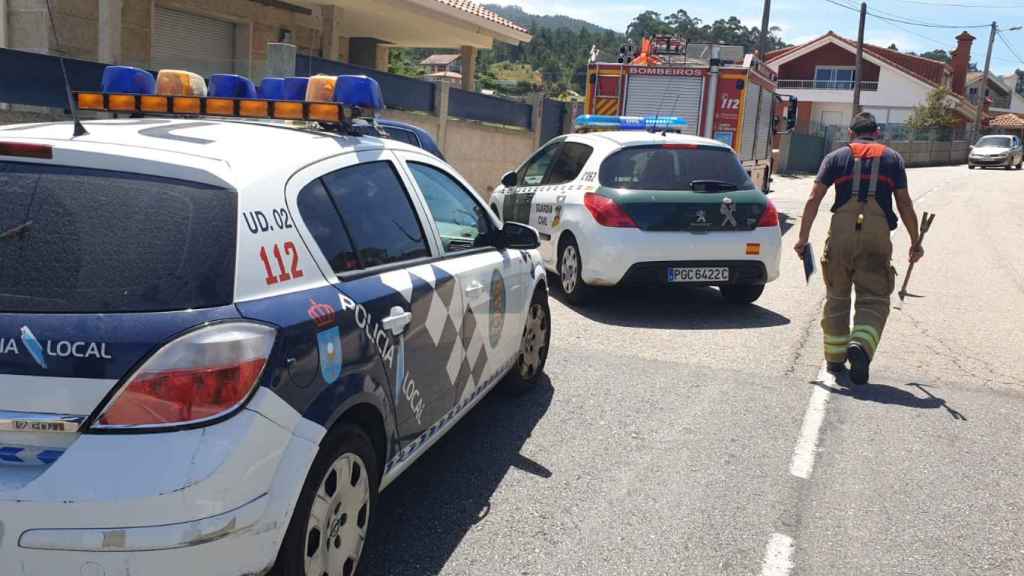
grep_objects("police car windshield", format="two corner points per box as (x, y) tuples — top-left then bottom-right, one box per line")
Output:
(0, 162), (236, 313)
(599, 145), (755, 191)
(976, 136), (1012, 148)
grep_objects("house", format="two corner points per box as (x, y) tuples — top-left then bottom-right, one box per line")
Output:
(421, 53), (461, 74)
(766, 31), (978, 133)
(0, 0), (531, 92)
(968, 72), (1024, 115)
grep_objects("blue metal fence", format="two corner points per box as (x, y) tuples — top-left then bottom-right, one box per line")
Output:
(0, 48), (108, 108)
(448, 88), (532, 129)
(540, 98), (566, 144)
(294, 54), (434, 113)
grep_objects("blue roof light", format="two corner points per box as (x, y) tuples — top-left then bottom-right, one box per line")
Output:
(208, 74), (257, 98)
(283, 77), (310, 101)
(258, 77), (285, 100)
(575, 115), (687, 131)
(333, 75), (384, 111)
(101, 66), (155, 95)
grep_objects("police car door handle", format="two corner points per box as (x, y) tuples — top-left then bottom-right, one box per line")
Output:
(382, 306), (412, 335)
(465, 281), (485, 297)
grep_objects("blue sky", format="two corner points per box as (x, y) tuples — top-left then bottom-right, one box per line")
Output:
(495, 0), (1024, 76)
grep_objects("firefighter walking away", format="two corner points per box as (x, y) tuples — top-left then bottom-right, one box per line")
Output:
(794, 112), (925, 385)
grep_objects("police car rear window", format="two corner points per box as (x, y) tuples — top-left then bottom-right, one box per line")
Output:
(599, 146), (755, 191)
(0, 162), (236, 313)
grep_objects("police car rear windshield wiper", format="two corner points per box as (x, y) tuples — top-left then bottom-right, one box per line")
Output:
(0, 220), (32, 240)
(689, 180), (738, 192)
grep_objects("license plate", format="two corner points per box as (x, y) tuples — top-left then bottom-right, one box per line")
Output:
(667, 267), (730, 283)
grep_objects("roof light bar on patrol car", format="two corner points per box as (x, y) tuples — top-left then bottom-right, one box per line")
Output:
(575, 114), (687, 133)
(75, 66), (385, 127)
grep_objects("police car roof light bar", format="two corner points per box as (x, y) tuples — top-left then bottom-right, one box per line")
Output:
(575, 114), (687, 132)
(333, 75), (385, 113)
(208, 74), (258, 99)
(101, 66), (156, 95)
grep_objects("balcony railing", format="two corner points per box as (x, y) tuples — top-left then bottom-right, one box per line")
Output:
(777, 79), (880, 91)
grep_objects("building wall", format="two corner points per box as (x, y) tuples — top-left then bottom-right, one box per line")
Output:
(778, 43), (880, 82)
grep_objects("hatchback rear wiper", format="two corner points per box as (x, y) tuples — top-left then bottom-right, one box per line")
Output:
(0, 220), (32, 240)
(689, 180), (738, 192)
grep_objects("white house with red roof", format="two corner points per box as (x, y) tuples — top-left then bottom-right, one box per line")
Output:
(766, 31), (979, 133)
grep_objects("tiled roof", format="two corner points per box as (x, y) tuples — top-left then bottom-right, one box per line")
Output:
(430, 0), (530, 34)
(989, 112), (1024, 127)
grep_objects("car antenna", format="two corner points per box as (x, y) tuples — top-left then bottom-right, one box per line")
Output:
(44, 0), (88, 138)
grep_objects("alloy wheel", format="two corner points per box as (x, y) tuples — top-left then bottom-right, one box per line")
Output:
(561, 245), (579, 295)
(518, 301), (549, 380)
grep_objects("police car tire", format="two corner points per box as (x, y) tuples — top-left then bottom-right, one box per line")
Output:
(558, 236), (591, 305)
(500, 287), (551, 395)
(719, 284), (765, 305)
(276, 422), (380, 576)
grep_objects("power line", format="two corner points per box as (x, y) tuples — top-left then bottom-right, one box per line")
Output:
(997, 30), (1024, 64)
(888, 0), (1024, 8)
(823, 0), (991, 29)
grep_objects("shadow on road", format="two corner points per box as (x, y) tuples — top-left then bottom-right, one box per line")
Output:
(813, 380), (967, 420)
(549, 276), (791, 331)
(362, 376), (555, 576)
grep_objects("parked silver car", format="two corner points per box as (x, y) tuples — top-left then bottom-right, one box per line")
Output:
(968, 135), (1024, 170)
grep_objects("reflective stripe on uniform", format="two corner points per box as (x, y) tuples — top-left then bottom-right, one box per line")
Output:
(850, 324), (880, 350)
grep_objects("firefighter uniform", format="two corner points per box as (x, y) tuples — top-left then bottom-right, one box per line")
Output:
(815, 139), (906, 365)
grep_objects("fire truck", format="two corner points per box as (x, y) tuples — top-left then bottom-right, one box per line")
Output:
(584, 37), (796, 192)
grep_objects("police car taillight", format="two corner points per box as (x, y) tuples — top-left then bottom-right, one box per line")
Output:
(757, 199), (780, 227)
(92, 322), (276, 430)
(0, 142), (53, 159)
(584, 192), (637, 228)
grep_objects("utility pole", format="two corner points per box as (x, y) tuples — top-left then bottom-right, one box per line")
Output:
(973, 21), (997, 139)
(758, 0), (772, 60)
(851, 2), (867, 114)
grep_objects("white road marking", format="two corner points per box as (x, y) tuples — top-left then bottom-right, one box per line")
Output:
(759, 532), (795, 576)
(789, 365), (834, 479)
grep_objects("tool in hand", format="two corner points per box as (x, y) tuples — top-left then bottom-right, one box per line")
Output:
(897, 211), (935, 303)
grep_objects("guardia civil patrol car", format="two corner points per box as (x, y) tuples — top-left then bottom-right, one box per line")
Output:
(490, 115), (782, 305)
(0, 67), (550, 576)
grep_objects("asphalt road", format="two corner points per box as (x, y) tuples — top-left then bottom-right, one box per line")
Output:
(362, 164), (1024, 576)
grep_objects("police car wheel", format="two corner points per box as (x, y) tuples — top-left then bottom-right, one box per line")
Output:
(719, 284), (765, 305)
(559, 237), (590, 305)
(501, 288), (550, 394)
(277, 423), (379, 576)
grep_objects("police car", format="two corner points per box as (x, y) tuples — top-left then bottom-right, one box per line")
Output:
(0, 67), (550, 576)
(489, 115), (782, 305)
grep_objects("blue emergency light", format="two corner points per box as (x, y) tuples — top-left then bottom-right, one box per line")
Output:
(101, 66), (155, 95)
(258, 77), (284, 100)
(209, 74), (257, 99)
(575, 115), (687, 131)
(283, 76), (310, 100)
(333, 75), (385, 110)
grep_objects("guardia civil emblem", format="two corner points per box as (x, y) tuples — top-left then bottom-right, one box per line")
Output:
(309, 299), (342, 384)
(489, 269), (506, 348)
(720, 197), (737, 227)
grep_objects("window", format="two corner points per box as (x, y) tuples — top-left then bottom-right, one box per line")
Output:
(596, 75), (620, 97)
(599, 146), (754, 192)
(815, 67), (856, 89)
(296, 178), (360, 274)
(409, 162), (495, 254)
(321, 161), (429, 269)
(383, 127), (420, 148)
(518, 142), (562, 186)
(546, 142), (594, 185)
(0, 162), (235, 313)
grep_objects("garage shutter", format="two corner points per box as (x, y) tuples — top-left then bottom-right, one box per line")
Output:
(152, 7), (236, 80)
(623, 76), (703, 136)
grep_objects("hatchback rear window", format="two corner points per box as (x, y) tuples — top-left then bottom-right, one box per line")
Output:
(0, 162), (236, 313)
(599, 145), (755, 191)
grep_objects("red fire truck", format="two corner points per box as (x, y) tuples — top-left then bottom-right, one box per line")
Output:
(584, 37), (796, 192)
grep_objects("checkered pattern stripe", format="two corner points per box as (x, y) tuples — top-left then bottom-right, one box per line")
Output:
(0, 445), (63, 466)
(384, 353), (517, 473)
(383, 263), (493, 407)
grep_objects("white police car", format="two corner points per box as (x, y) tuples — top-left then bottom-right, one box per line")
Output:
(490, 115), (782, 305)
(0, 67), (550, 576)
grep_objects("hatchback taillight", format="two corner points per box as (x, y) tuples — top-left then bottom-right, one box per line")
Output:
(757, 199), (780, 227)
(584, 193), (637, 228)
(93, 322), (276, 430)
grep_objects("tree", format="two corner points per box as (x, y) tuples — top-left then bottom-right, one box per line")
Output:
(917, 49), (951, 63)
(906, 86), (959, 131)
(887, 43), (898, 51)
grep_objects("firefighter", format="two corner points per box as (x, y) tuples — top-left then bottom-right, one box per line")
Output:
(793, 112), (924, 385)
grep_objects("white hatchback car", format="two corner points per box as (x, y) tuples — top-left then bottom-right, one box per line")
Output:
(490, 126), (782, 304)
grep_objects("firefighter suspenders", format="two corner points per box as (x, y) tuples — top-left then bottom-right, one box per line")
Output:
(850, 149), (881, 231)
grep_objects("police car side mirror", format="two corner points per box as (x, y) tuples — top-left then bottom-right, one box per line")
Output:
(501, 222), (540, 250)
(501, 170), (518, 188)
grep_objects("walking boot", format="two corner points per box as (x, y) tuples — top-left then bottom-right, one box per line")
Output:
(847, 344), (870, 385)
(827, 361), (846, 375)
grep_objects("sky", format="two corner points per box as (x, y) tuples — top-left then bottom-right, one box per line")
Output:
(493, 0), (1024, 76)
